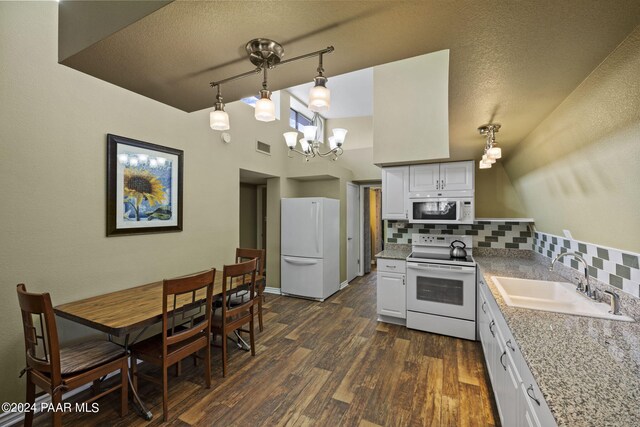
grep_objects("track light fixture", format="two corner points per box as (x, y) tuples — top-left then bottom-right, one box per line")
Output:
(208, 39), (346, 161)
(478, 123), (502, 169)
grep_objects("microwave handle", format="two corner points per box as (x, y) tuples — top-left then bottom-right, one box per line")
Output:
(455, 200), (461, 221)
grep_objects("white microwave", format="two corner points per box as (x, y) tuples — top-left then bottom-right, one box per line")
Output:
(409, 196), (474, 224)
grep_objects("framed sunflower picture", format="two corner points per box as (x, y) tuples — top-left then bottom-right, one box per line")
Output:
(106, 134), (183, 236)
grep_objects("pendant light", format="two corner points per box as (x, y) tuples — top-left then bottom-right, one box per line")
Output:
(478, 123), (502, 170)
(308, 53), (330, 112)
(209, 85), (230, 130)
(254, 65), (276, 122)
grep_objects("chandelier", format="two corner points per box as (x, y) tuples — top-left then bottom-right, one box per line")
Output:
(209, 39), (347, 160)
(477, 123), (502, 169)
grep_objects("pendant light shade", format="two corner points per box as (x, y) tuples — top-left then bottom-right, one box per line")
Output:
(479, 159), (491, 169)
(332, 128), (348, 146)
(308, 76), (330, 112)
(482, 154), (496, 164)
(284, 132), (298, 148)
(302, 125), (317, 142)
(487, 146), (502, 159)
(210, 109), (230, 131)
(328, 136), (337, 150)
(255, 90), (276, 122)
(299, 139), (311, 153)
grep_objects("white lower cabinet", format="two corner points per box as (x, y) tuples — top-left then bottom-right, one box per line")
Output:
(377, 259), (406, 320)
(477, 277), (557, 427)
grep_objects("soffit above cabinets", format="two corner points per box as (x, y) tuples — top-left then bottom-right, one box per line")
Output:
(58, 1), (640, 159)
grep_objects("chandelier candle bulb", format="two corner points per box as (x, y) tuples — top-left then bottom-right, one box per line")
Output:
(284, 132), (299, 148)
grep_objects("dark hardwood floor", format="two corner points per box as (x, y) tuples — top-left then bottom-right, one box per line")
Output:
(33, 271), (498, 426)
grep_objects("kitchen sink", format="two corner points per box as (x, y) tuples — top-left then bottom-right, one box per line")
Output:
(491, 276), (634, 322)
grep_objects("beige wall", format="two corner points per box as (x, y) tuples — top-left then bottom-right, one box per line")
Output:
(327, 116), (373, 151)
(239, 183), (258, 248)
(475, 162), (527, 218)
(504, 27), (640, 253)
(373, 50), (450, 165)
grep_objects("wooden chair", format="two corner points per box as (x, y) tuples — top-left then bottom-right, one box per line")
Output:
(212, 259), (257, 377)
(16, 284), (128, 427)
(130, 269), (215, 422)
(235, 248), (266, 331)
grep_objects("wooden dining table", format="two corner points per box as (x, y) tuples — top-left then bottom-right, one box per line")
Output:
(53, 269), (263, 420)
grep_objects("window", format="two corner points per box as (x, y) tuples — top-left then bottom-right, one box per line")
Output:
(289, 108), (312, 131)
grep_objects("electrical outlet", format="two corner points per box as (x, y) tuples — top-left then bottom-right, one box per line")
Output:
(563, 229), (573, 239)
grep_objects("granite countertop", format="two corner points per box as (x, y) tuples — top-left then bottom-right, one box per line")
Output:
(375, 243), (411, 260)
(474, 251), (640, 427)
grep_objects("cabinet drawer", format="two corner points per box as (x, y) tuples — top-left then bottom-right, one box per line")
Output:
(377, 258), (406, 273)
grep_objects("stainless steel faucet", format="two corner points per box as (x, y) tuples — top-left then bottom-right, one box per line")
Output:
(603, 290), (622, 315)
(549, 252), (596, 299)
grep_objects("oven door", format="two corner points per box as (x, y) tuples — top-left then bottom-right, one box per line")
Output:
(409, 198), (461, 223)
(406, 262), (476, 320)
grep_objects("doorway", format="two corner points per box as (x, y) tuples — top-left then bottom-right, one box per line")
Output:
(346, 182), (360, 283)
(359, 183), (383, 276)
(239, 169), (274, 254)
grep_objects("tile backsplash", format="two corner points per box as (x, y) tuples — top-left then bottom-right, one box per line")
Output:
(533, 230), (640, 298)
(386, 221), (533, 250)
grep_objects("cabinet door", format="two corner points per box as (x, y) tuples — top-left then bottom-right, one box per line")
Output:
(409, 164), (440, 192)
(440, 161), (474, 191)
(377, 272), (406, 318)
(382, 166), (409, 220)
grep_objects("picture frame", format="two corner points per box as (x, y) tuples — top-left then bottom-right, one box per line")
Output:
(106, 134), (183, 236)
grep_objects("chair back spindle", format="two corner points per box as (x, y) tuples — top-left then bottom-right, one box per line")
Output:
(16, 284), (62, 381)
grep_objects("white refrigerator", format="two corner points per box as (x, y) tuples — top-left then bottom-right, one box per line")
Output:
(281, 197), (340, 301)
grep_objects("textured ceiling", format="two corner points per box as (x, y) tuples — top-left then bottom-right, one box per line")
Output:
(60, 0), (640, 159)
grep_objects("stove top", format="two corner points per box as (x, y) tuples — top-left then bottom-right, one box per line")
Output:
(407, 251), (476, 267)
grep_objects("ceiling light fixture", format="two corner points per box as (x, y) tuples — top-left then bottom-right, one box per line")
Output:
(209, 85), (229, 130)
(209, 39), (346, 161)
(284, 114), (347, 161)
(478, 123), (502, 170)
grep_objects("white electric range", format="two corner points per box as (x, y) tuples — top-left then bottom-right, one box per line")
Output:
(406, 234), (477, 340)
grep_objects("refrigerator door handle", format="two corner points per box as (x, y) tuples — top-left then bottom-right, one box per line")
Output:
(283, 257), (319, 266)
(313, 202), (320, 254)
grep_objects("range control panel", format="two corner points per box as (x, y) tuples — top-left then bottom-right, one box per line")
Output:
(412, 234), (472, 248)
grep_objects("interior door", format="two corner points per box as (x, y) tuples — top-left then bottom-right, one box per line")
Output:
(347, 183), (360, 282)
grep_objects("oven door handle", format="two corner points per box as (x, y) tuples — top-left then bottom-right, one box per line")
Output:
(407, 264), (475, 274)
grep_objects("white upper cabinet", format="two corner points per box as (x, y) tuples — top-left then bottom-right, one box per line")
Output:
(382, 166), (409, 220)
(409, 164), (440, 192)
(439, 161), (474, 191)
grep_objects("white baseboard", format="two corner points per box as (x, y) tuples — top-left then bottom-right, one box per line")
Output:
(339, 280), (349, 290)
(263, 286), (281, 295)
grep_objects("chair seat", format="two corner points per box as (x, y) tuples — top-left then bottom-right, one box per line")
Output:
(131, 332), (207, 360)
(59, 340), (126, 375)
(212, 307), (252, 328)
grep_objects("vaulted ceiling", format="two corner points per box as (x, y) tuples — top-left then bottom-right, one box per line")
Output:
(59, 0), (640, 159)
